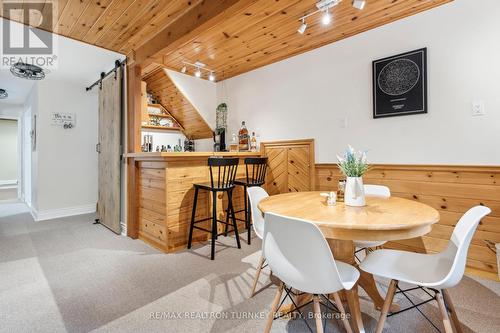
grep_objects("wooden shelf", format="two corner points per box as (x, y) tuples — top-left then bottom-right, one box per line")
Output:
(148, 113), (172, 118)
(142, 125), (182, 131)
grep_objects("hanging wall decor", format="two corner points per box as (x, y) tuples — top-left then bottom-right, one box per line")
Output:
(372, 48), (427, 118)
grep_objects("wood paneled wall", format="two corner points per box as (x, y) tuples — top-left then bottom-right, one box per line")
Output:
(315, 164), (500, 280)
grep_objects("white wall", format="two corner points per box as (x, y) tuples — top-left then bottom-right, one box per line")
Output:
(34, 80), (100, 212)
(219, 0), (500, 165)
(166, 69), (217, 151)
(0, 119), (19, 182)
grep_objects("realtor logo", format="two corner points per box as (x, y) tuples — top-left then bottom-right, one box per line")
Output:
(1, 0), (58, 69)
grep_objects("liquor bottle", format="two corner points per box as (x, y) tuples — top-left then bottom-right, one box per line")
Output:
(238, 121), (249, 151)
(250, 132), (257, 152)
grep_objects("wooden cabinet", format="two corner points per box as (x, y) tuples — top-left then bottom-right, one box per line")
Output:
(261, 139), (315, 195)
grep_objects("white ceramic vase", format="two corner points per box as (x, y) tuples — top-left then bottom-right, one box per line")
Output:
(345, 176), (366, 207)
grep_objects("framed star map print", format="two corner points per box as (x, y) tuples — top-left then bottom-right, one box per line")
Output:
(373, 48), (427, 118)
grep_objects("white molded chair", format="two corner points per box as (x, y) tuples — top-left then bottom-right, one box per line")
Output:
(360, 205), (491, 333)
(247, 187), (268, 297)
(353, 185), (391, 252)
(263, 212), (360, 333)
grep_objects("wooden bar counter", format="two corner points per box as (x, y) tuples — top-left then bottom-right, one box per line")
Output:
(125, 152), (261, 253)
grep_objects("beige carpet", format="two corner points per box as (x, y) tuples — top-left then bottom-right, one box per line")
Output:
(0, 202), (499, 333)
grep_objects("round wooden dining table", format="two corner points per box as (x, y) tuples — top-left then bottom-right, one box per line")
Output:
(258, 191), (440, 333)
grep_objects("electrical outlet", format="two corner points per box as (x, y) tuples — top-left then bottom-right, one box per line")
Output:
(472, 100), (486, 117)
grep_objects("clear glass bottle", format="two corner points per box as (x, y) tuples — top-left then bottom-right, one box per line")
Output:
(250, 131), (257, 152)
(238, 121), (249, 151)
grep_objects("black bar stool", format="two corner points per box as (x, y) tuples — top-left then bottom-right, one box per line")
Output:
(187, 157), (241, 260)
(229, 157), (268, 245)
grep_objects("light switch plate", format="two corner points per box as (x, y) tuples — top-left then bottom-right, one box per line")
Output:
(472, 100), (486, 116)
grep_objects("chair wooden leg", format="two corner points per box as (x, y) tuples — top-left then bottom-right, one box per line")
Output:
(313, 295), (324, 333)
(210, 191), (217, 260)
(375, 279), (398, 333)
(345, 286), (365, 333)
(436, 291), (454, 333)
(443, 289), (463, 333)
(333, 292), (353, 333)
(264, 282), (284, 333)
(250, 255), (265, 298)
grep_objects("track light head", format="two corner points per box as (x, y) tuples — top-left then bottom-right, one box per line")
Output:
(194, 68), (202, 78)
(352, 0), (366, 10)
(298, 20), (307, 34)
(208, 72), (215, 82)
(181, 66), (187, 73)
(321, 9), (331, 25)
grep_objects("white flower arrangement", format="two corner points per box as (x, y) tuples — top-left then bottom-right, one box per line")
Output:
(337, 145), (370, 177)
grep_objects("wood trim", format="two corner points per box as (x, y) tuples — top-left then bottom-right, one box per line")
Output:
(126, 64), (142, 239)
(315, 162), (500, 279)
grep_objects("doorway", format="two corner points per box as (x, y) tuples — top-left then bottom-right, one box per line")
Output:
(0, 118), (21, 201)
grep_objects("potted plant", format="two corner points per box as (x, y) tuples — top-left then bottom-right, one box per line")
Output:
(337, 146), (370, 207)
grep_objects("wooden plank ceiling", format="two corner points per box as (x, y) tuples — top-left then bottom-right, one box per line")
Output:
(1, 0), (451, 81)
(154, 0), (452, 81)
(0, 0), (201, 56)
(144, 69), (213, 140)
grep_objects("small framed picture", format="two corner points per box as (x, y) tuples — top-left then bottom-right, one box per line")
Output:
(373, 48), (427, 118)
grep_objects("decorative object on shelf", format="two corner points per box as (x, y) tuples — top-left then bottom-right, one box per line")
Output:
(143, 134), (153, 152)
(337, 145), (369, 207)
(10, 62), (46, 80)
(215, 103), (227, 151)
(51, 112), (76, 129)
(0, 88), (8, 99)
(184, 138), (195, 152)
(250, 132), (257, 152)
(373, 48), (427, 118)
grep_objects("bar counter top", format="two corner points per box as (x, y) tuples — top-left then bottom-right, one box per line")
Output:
(125, 151), (260, 158)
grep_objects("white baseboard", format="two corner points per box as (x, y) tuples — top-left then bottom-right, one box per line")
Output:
(31, 204), (96, 222)
(0, 180), (18, 189)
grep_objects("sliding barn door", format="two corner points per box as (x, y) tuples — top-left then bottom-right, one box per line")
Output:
(97, 70), (122, 234)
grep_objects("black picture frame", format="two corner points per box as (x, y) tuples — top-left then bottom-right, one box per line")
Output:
(373, 48), (427, 119)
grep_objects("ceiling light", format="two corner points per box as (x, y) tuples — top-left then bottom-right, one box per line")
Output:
(0, 89), (7, 99)
(181, 66), (187, 73)
(194, 67), (202, 78)
(298, 19), (307, 34)
(352, 0), (366, 10)
(321, 9), (331, 25)
(208, 72), (216, 82)
(10, 62), (45, 80)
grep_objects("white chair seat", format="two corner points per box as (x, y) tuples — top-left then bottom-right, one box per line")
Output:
(336, 260), (360, 290)
(354, 240), (386, 249)
(360, 248), (455, 288)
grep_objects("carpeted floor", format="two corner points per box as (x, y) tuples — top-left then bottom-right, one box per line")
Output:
(0, 202), (499, 333)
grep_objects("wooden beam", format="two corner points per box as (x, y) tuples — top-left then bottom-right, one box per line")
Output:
(126, 63), (142, 239)
(132, 0), (256, 65)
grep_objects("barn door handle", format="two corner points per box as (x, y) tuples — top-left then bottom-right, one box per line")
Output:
(96, 143), (101, 153)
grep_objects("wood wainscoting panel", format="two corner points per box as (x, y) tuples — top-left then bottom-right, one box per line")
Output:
(315, 164), (500, 279)
(261, 139), (315, 195)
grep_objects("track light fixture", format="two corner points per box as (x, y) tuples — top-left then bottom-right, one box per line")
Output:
(180, 61), (216, 81)
(297, 19), (307, 34)
(297, 0), (343, 34)
(321, 9), (332, 25)
(352, 0), (366, 10)
(194, 67), (202, 78)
